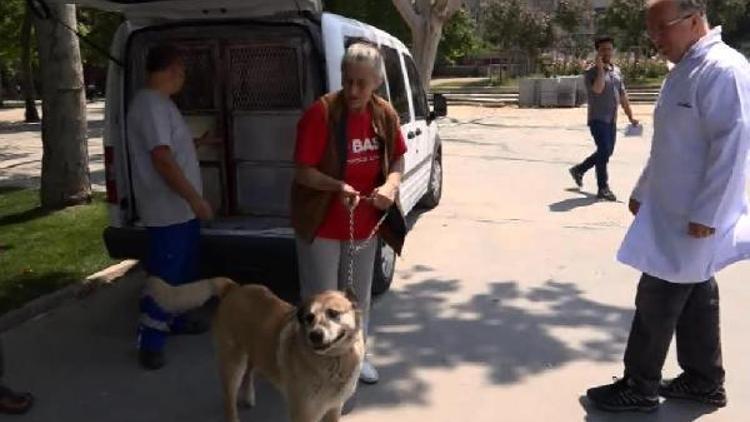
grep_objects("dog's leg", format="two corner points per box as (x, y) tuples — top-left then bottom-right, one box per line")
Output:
(321, 406), (342, 422)
(288, 399), (317, 422)
(217, 344), (247, 422)
(240, 366), (255, 408)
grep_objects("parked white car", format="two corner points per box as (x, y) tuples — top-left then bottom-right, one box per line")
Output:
(55, 0), (446, 297)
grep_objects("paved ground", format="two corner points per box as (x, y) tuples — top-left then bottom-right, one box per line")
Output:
(0, 102), (105, 190)
(2, 103), (750, 421)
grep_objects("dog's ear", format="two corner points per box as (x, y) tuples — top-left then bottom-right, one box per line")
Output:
(296, 305), (306, 325)
(344, 286), (359, 307)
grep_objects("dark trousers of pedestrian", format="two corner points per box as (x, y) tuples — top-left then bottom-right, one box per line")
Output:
(576, 120), (617, 190)
(623, 273), (725, 396)
(137, 218), (201, 352)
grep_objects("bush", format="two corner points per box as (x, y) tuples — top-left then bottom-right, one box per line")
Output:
(616, 57), (668, 83)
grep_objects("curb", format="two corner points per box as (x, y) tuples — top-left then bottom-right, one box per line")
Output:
(0, 260), (140, 333)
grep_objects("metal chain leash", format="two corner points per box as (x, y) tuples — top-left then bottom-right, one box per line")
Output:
(346, 194), (389, 292)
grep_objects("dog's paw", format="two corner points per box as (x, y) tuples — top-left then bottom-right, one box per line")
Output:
(239, 392), (255, 408)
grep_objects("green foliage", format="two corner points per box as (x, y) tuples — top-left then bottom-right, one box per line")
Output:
(544, 56), (667, 84)
(706, 0), (748, 34)
(597, 0), (649, 50)
(616, 57), (669, 82)
(0, 0), (25, 71)
(0, 1), (122, 74)
(437, 8), (483, 65)
(598, 0), (750, 51)
(483, 0), (554, 54)
(77, 8), (124, 69)
(555, 0), (591, 34)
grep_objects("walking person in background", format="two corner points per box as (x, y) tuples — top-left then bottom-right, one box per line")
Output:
(569, 36), (639, 201)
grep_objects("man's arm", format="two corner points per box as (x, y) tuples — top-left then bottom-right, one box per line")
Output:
(620, 94), (639, 125)
(151, 146), (213, 220)
(688, 67), (750, 237)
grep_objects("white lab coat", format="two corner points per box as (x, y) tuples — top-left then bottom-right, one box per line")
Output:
(618, 27), (750, 283)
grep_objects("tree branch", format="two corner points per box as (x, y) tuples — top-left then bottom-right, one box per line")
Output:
(392, 0), (421, 29)
(435, 0), (463, 22)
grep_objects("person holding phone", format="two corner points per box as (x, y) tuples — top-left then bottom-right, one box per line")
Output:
(569, 36), (639, 201)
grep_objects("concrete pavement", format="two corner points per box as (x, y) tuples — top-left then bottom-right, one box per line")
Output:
(0, 102), (105, 191)
(2, 104), (750, 421)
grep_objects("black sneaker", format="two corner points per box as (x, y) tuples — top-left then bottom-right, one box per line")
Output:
(586, 377), (659, 413)
(139, 348), (166, 370)
(597, 188), (617, 202)
(569, 167), (583, 188)
(659, 373), (727, 407)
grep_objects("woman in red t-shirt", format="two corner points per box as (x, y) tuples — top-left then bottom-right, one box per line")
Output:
(293, 42), (407, 385)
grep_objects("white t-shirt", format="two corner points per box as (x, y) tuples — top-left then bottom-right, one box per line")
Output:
(127, 89), (202, 227)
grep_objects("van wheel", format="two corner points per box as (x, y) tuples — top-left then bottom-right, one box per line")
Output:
(418, 149), (442, 209)
(371, 239), (396, 296)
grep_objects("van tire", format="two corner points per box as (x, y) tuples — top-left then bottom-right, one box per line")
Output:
(418, 148), (442, 209)
(371, 238), (396, 296)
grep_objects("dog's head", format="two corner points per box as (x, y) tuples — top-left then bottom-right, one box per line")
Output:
(296, 288), (361, 356)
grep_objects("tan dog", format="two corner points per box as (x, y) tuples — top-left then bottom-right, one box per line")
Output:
(141, 276), (234, 314)
(213, 282), (364, 422)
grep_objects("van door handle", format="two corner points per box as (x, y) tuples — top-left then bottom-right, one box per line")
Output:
(407, 131), (416, 139)
(415, 128), (422, 136)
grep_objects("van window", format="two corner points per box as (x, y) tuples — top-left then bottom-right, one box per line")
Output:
(173, 45), (218, 112)
(403, 54), (428, 121)
(227, 45), (302, 110)
(382, 46), (411, 122)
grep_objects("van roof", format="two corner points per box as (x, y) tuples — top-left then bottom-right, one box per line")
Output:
(49, 0), (321, 19)
(322, 13), (409, 53)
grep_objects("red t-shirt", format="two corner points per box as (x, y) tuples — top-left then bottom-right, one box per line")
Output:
(295, 101), (407, 240)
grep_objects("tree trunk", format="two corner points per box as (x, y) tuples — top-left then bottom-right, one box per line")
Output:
(0, 63), (5, 108)
(21, 6), (40, 123)
(33, 4), (91, 209)
(412, 16), (444, 90)
(392, 0), (462, 91)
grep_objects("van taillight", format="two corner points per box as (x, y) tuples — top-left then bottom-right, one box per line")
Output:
(104, 146), (118, 204)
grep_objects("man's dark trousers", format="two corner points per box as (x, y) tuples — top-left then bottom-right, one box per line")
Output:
(623, 273), (725, 395)
(577, 120), (617, 190)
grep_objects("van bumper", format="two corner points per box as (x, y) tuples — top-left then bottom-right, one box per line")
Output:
(103, 226), (300, 301)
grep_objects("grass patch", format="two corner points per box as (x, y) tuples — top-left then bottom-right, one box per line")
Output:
(0, 187), (115, 314)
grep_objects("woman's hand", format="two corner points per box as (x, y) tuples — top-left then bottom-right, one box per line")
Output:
(370, 182), (398, 210)
(340, 183), (360, 210)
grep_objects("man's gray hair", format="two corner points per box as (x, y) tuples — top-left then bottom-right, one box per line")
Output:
(674, 0), (707, 14)
(341, 42), (383, 78)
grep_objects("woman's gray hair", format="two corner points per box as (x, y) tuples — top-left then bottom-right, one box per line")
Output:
(341, 42), (383, 79)
(674, 0), (707, 14)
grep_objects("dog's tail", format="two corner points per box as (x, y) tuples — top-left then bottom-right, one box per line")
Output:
(143, 276), (238, 313)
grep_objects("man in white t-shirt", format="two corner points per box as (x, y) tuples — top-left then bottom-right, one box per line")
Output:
(127, 44), (219, 370)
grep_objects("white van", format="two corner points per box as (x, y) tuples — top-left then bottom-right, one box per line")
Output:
(56, 0), (446, 297)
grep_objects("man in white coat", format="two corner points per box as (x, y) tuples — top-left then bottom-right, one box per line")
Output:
(586, 0), (750, 413)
